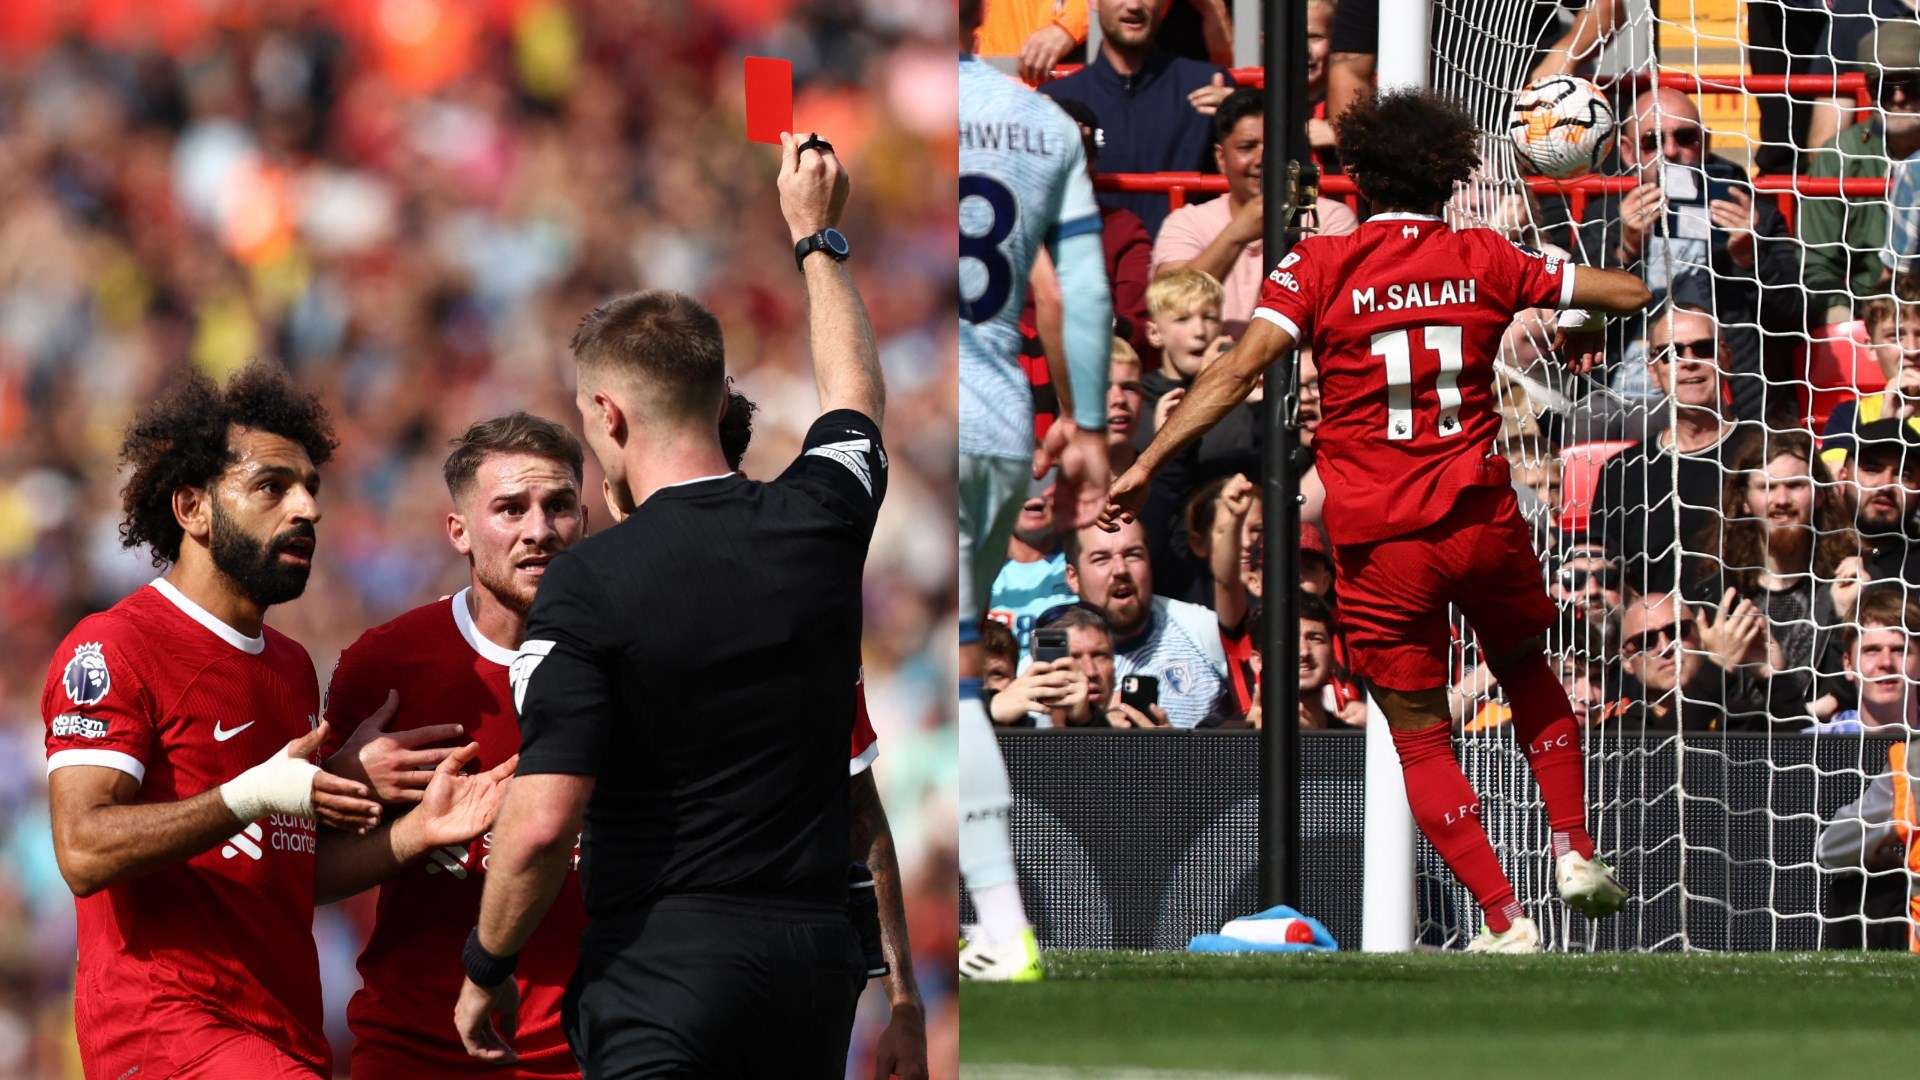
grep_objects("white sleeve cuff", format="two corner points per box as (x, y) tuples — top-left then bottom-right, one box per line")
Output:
(47, 748), (146, 784)
(1252, 307), (1303, 340)
(1558, 263), (1577, 309)
(847, 741), (878, 776)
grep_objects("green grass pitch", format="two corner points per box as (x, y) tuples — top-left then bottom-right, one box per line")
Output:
(959, 949), (1920, 1079)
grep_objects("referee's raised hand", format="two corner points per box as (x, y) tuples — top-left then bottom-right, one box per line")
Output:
(778, 130), (850, 242)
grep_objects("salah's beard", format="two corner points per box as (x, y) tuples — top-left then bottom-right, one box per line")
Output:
(210, 503), (311, 607)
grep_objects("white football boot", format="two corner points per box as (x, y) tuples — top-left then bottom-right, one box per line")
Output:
(958, 926), (1043, 982)
(1465, 915), (1541, 953)
(1556, 851), (1628, 918)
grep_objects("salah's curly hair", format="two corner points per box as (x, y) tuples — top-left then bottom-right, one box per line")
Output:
(1335, 89), (1482, 214)
(119, 361), (337, 567)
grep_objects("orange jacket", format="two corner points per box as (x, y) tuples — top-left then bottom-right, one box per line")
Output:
(975, 0), (1088, 58)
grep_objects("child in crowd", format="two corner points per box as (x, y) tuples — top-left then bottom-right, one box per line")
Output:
(1821, 282), (1920, 478)
(1136, 267), (1228, 444)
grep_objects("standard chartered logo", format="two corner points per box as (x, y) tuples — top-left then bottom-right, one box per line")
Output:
(220, 815), (317, 860)
(449, 831), (585, 874)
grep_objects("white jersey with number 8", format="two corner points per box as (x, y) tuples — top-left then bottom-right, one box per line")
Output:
(959, 56), (1101, 462)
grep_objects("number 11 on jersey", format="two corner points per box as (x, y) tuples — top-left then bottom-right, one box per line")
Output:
(1371, 325), (1464, 441)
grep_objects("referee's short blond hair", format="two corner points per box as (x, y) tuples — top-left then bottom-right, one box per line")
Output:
(570, 290), (727, 420)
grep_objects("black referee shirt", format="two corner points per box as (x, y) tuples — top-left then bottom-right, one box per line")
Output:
(511, 408), (887, 918)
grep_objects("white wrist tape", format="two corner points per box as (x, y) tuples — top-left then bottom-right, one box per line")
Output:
(1557, 307), (1603, 333)
(221, 750), (319, 822)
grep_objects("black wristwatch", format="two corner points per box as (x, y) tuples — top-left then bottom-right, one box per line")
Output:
(794, 228), (851, 272)
(463, 927), (519, 989)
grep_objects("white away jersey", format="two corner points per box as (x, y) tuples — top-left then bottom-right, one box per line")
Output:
(1114, 596), (1229, 730)
(960, 55), (1101, 461)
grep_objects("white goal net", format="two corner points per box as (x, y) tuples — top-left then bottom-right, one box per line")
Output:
(1414, 0), (1916, 951)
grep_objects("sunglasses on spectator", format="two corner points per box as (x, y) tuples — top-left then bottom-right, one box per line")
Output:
(1623, 619), (1697, 659)
(1557, 566), (1620, 592)
(1651, 338), (1717, 363)
(1638, 127), (1702, 153)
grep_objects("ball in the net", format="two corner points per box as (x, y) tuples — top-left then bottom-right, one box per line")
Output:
(1508, 75), (1615, 180)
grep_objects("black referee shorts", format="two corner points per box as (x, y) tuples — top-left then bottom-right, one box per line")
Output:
(563, 898), (866, 1079)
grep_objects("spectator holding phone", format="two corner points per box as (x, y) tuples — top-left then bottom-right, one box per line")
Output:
(1044, 605), (1121, 728)
(1576, 87), (1796, 421)
(987, 473), (1079, 664)
(1065, 517), (1232, 728)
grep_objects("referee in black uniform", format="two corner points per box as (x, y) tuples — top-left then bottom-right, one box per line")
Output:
(453, 132), (888, 1077)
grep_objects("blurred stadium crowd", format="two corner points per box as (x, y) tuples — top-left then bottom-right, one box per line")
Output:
(0, 0), (958, 1073)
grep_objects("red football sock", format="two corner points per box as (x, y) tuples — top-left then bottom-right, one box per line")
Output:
(1390, 720), (1521, 933)
(1493, 652), (1595, 860)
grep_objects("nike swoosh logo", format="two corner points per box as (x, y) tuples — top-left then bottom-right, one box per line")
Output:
(213, 720), (255, 742)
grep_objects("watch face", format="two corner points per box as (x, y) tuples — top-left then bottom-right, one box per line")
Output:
(822, 228), (850, 256)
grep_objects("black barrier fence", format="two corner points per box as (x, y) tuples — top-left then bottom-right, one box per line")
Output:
(962, 729), (1892, 952)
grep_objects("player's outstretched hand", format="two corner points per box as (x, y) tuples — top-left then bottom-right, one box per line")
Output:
(455, 974), (521, 1064)
(1037, 419), (1112, 529)
(297, 722), (382, 834)
(778, 130), (850, 244)
(1098, 464), (1152, 532)
(872, 1000), (929, 1080)
(411, 744), (520, 850)
(326, 690), (467, 804)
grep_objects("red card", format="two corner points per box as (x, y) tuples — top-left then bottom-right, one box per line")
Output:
(744, 56), (793, 145)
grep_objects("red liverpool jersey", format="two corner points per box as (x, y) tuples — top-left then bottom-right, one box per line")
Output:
(323, 590), (586, 1078)
(1252, 213), (1574, 546)
(42, 579), (328, 1077)
(323, 590), (881, 1078)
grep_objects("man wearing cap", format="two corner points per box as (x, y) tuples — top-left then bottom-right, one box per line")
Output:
(1801, 19), (1920, 324)
(1829, 416), (1920, 589)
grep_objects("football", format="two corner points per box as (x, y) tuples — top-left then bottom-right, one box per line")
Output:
(1508, 75), (1615, 179)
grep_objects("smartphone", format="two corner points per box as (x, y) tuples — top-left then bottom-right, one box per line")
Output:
(1032, 628), (1069, 663)
(1120, 674), (1159, 711)
(1706, 176), (1739, 206)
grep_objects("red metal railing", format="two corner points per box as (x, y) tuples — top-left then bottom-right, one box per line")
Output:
(1048, 66), (1871, 107)
(1094, 171), (1893, 231)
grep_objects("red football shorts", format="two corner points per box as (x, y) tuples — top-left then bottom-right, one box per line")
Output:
(1329, 484), (1557, 691)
